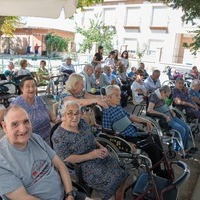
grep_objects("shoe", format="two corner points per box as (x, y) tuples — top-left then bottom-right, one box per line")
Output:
(186, 147), (198, 154)
(181, 154), (193, 160)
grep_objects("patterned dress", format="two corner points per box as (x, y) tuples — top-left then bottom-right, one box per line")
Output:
(11, 96), (51, 141)
(52, 119), (128, 200)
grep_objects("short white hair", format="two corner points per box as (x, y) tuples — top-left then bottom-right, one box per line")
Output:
(61, 100), (81, 116)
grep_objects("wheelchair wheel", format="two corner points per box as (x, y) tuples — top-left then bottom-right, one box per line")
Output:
(162, 80), (175, 88)
(96, 137), (120, 161)
(166, 150), (176, 159)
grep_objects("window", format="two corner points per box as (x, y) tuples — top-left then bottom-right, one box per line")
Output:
(148, 40), (163, 55)
(104, 8), (116, 26)
(151, 6), (170, 27)
(125, 7), (141, 26)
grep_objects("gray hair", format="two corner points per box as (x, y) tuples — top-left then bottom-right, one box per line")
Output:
(3, 105), (28, 122)
(84, 64), (93, 71)
(191, 79), (200, 87)
(159, 85), (171, 93)
(65, 73), (84, 92)
(61, 100), (81, 116)
(103, 65), (110, 71)
(105, 85), (120, 96)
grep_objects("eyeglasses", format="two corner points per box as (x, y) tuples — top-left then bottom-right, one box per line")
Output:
(66, 111), (81, 118)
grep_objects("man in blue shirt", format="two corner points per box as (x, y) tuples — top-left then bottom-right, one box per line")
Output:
(102, 85), (166, 178)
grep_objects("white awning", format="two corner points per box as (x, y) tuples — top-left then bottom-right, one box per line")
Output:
(0, 0), (77, 19)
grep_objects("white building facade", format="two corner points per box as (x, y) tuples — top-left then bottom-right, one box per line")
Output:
(74, 0), (200, 66)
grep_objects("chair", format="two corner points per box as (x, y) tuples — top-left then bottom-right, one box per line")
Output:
(130, 84), (147, 115)
(0, 82), (18, 108)
(132, 160), (190, 200)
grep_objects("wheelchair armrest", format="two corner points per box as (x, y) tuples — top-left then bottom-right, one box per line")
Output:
(170, 161), (190, 187)
(99, 127), (120, 135)
(64, 161), (78, 170)
(146, 112), (165, 120)
(118, 152), (137, 159)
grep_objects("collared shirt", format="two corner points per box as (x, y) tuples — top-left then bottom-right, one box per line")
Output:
(189, 88), (200, 99)
(60, 63), (75, 73)
(90, 73), (110, 89)
(144, 76), (161, 93)
(105, 73), (120, 84)
(80, 71), (92, 92)
(102, 105), (138, 137)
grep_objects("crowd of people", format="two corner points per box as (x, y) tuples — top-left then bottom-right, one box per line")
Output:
(0, 46), (200, 199)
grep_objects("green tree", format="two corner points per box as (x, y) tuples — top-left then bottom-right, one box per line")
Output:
(75, 13), (116, 54)
(45, 33), (69, 54)
(151, 0), (200, 54)
(0, 16), (20, 36)
(78, 0), (103, 8)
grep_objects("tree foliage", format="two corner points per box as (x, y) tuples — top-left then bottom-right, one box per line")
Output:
(78, 0), (103, 8)
(151, 0), (200, 54)
(75, 13), (116, 54)
(0, 16), (20, 36)
(45, 33), (69, 53)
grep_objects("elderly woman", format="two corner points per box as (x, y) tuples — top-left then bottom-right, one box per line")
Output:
(131, 69), (148, 104)
(11, 76), (58, 143)
(18, 59), (31, 76)
(189, 79), (200, 106)
(58, 73), (108, 126)
(147, 85), (190, 157)
(172, 77), (200, 121)
(52, 100), (128, 200)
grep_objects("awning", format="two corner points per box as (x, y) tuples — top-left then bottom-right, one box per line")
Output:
(0, 0), (77, 19)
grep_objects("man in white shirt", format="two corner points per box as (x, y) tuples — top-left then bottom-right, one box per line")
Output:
(60, 57), (75, 74)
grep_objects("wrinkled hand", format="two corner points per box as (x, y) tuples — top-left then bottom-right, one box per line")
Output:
(90, 148), (108, 159)
(145, 121), (153, 132)
(164, 115), (171, 122)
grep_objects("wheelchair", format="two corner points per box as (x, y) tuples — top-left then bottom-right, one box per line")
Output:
(0, 81), (18, 108)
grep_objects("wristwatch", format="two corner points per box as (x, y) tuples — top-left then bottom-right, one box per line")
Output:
(65, 190), (76, 198)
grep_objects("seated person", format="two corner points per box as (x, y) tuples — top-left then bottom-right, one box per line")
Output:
(0, 105), (75, 200)
(17, 59), (31, 76)
(144, 69), (161, 93)
(189, 66), (199, 79)
(172, 77), (200, 121)
(138, 62), (149, 79)
(52, 100), (128, 200)
(131, 69), (148, 104)
(4, 61), (19, 84)
(60, 57), (75, 74)
(37, 60), (54, 95)
(57, 73), (108, 126)
(79, 64), (94, 93)
(104, 65), (121, 85)
(189, 79), (200, 106)
(147, 85), (190, 157)
(128, 67), (136, 79)
(102, 85), (167, 178)
(90, 65), (110, 92)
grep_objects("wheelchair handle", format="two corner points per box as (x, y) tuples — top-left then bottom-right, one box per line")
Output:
(171, 160), (190, 187)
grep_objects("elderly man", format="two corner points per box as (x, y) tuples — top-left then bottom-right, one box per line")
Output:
(90, 65), (110, 90)
(102, 85), (168, 178)
(144, 69), (161, 93)
(0, 105), (77, 200)
(189, 79), (200, 106)
(79, 64), (94, 93)
(4, 61), (18, 83)
(60, 57), (75, 74)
